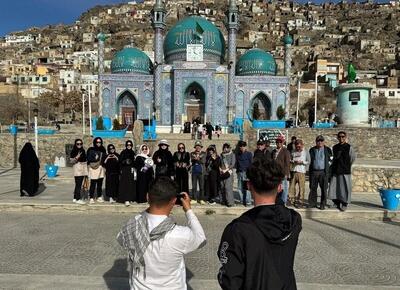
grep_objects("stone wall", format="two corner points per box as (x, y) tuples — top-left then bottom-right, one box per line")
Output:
(245, 127), (400, 160)
(352, 166), (400, 193)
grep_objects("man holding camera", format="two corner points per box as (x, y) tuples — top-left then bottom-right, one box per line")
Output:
(117, 177), (206, 290)
(218, 160), (302, 290)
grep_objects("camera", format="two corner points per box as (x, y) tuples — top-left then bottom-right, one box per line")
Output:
(175, 193), (185, 206)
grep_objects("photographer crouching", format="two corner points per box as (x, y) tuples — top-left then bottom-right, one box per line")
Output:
(117, 177), (206, 290)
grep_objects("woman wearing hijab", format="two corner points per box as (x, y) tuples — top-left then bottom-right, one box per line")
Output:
(69, 139), (88, 204)
(87, 137), (106, 204)
(205, 145), (221, 205)
(102, 144), (120, 204)
(152, 139), (174, 179)
(119, 140), (136, 206)
(134, 144), (154, 203)
(19, 142), (40, 197)
(220, 143), (236, 207)
(173, 143), (190, 193)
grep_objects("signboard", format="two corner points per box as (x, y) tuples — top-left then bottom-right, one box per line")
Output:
(257, 129), (288, 148)
(349, 92), (360, 102)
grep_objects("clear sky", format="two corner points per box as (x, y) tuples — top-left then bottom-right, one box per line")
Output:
(0, 0), (131, 36)
(0, 0), (391, 37)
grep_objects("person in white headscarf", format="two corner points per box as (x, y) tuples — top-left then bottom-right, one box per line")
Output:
(135, 144), (154, 203)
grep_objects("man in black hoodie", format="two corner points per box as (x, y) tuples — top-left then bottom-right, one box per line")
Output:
(217, 159), (302, 290)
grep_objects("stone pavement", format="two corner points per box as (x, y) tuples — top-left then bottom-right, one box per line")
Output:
(0, 211), (399, 290)
(0, 166), (398, 220)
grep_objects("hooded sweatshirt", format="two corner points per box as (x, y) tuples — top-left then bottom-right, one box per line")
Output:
(217, 203), (302, 290)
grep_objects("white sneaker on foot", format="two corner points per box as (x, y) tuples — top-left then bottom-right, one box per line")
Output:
(125, 201), (130, 206)
(190, 200), (197, 205)
(109, 197), (115, 203)
(97, 197), (104, 203)
(76, 200), (86, 205)
(89, 198), (95, 204)
(73, 199), (77, 203)
(199, 200), (206, 205)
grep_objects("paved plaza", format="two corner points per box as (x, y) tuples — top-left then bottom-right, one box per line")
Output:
(0, 211), (399, 290)
(0, 165), (399, 289)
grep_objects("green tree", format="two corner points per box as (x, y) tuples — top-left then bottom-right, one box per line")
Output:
(276, 105), (286, 120)
(96, 116), (105, 130)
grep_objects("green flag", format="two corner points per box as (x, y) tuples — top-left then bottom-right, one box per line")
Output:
(194, 22), (204, 41)
(348, 63), (357, 83)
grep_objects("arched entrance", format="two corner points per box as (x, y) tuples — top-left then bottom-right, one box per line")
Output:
(250, 93), (272, 120)
(184, 82), (205, 123)
(117, 90), (137, 130)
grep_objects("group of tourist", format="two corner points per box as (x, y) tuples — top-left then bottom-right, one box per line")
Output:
(252, 131), (356, 211)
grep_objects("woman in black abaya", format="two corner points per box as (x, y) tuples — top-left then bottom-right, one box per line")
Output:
(173, 143), (190, 193)
(102, 144), (120, 203)
(135, 144), (154, 203)
(119, 140), (136, 206)
(19, 142), (40, 197)
(70, 138), (88, 204)
(87, 137), (106, 203)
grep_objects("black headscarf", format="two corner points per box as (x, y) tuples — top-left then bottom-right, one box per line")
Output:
(19, 142), (40, 169)
(70, 139), (87, 162)
(107, 144), (117, 154)
(87, 137), (106, 163)
(120, 140), (135, 166)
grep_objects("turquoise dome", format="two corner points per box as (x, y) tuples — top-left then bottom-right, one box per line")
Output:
(164, 16), (225, 63)
(283, 34), (293, 45)
(236, 49), (277, 76)
(111, 47), (153, 74)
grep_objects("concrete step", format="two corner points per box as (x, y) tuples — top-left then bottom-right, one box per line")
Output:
(156, 133), (240, 141)
(0, 202), (397, 221)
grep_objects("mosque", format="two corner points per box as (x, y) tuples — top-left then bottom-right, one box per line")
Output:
(98, 0), (293, 133)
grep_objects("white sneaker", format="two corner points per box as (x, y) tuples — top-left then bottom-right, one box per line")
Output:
(199, 200), (207, 205)
(89, 198), (95, 204)
(130, 201), (136, 205)
(109, 197), (115, 203)
(73, 199), (77, 203)
(97, 197), (104, 203)
(125, 201), (130, 207)
(76, 200), (86, 205)
(190, 200), (197, 205)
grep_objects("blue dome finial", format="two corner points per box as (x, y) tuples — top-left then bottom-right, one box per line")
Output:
(283, 34), (293, 45)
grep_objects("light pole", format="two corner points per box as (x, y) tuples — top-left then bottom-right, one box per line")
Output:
(81, 89), (86, 135)
(314, 73), (318, 125)
(33, 108), (39, 158)
(295, 72), (303, 127)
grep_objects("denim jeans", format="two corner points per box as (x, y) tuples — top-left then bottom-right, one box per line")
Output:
(279, 178), (289, 203)
(237, 171), (251, 205)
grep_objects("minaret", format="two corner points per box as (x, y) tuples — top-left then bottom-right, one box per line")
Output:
(225, 0), (239, 122)
(283, 34), (293, 78)
(283, 34), (293, 119)
(97, 32), (108, 116)
(152, 0), (166, 120)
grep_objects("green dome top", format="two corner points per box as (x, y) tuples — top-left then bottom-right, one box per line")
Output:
(283, 34), (293, 45)
(164, 16), (225, 63)
(111, 47), (153, 74)
(236, 49), (277, 76)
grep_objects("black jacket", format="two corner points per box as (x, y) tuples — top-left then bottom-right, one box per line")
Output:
(217, 204), (302, 290)
(309, 146), (332, 177)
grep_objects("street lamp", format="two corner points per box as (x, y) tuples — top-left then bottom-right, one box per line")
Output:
(33, 108), (39, 158)
(295, 72), (304, 127)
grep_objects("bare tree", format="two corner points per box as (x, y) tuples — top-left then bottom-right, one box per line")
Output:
(39, 89), (82, 121)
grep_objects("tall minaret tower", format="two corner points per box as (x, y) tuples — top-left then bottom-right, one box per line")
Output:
(97, 32), (108, 116)
(152, 0), (166, 120)
(225, 0), (239, 122)
(283, 34), (293, 78)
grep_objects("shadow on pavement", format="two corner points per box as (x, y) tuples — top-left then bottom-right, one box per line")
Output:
(352, 201), (383, 209)
(186, 267), (194, 290)
(103, 258), (129, 290)
(310, 218), (400, 250)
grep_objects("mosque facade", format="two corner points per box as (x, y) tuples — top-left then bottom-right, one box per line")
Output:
(98, 0), (293, 132)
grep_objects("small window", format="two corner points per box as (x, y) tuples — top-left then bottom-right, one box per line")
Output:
(389, 91), (395, 97)
(351, 101), (358, 106)
(36, 77), (40, 81)
(42, 77), (47, 82)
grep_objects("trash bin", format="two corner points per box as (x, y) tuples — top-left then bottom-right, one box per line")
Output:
(9, 125), (18, 135)
(379, 188), (400, 211)
(45, 164), (59, 179)
(65, 144), (74, 167)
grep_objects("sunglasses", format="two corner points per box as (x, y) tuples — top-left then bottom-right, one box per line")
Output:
(76, 143), (82, 145)
(96, 142), (102, 144)
(127, 144), (133, 147)
(110, 148), (115, 150)
(142, 147), (148, 150)
(179, 147), (185, 149)
(338, 135), (346, 138)
(316, 140), (323, 142)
